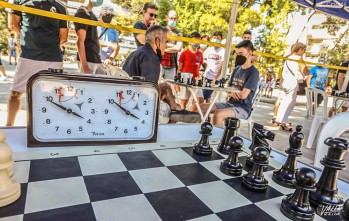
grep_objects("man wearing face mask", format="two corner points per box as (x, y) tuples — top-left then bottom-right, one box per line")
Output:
(177, 32), (204, 110)
(161, 10), (182, 80)
(74, 0), (104, 74)
(200, 40), (259, 127)
(98, 6), (119, 65)
(123, 25), (168, 84)
(201, 31), (225, 103)
(134, 2), (158, 48)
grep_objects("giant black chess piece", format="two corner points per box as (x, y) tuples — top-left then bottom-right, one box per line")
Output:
(341, 199), (349, 221)
(217, 117), (240, 154)
(193, 122), (213, 155)
(241, 146), (269, 192)
(273, 125), (304, 188)
(280, 167), (317, 221)
(309, 137), (348, 216)
(220, 136), (244, 176)
(245, 124), (275, 169)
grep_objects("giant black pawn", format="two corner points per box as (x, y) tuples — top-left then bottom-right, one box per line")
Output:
(217, 117), (240, 155)
(220, 136), (244, 176)
(309, 137), (349, 216)
(273, 125), (304, 188)
(341, 199), (349, 221)
(280, 167), (317, 221)
(241, 146), (269, 192)
(193, 122), (213, 155)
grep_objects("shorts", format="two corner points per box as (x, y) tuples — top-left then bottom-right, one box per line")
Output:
(215, 102), (250, 120)
(179, 86), (203, 99)
(78, 61), (104, 74)
(10, 48), (16, 57)
(203, 79), (219, 100)
(162, 67), (176, 80)
(11, 57), (63, 93)
(179, 72), (202, 99)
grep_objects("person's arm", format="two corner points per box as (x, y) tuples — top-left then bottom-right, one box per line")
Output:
(230, 68), (259, 100)
(76, 29), (91, 74)
(59, 28), (68, 44)
(8, 13), (21, 34)
(214, 61), (224, 82)
(306, 74), (312, 87)
(177, 62), (183, 75)
(136, 34), (146, 45)
(165, 41), (182, 53)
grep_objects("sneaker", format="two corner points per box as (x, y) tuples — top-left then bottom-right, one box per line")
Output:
(170, 110), (201, 123)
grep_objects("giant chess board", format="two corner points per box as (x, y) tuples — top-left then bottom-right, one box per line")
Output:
(0, 125), (348, 221)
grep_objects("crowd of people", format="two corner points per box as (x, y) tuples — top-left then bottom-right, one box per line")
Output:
(3, 0), (349, 131)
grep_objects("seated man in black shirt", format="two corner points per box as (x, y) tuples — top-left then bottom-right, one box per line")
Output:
(123, 25), (168, 84)
(133, 2), (158, 48)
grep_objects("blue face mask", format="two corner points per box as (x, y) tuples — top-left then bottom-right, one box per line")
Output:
(168, 20), (176, 27)
(91, 0), (103, 7)
(211, 38), (221, 43)
(318, 61), (324, 64)
(200, 44), (207, 49)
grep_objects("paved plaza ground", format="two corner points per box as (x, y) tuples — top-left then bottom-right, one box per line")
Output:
(0, 55), (348, 183)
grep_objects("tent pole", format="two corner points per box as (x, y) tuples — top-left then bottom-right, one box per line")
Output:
(221, 0), (240, 80)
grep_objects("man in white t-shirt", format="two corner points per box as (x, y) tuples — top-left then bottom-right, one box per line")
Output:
(201, 31), (225, 103)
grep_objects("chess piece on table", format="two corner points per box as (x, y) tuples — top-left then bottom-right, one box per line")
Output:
(245, 123), (275, 169)
(280, 167), (317, 221)
(0, 130), (21, 207)
(273, 125), (304, 188)
(217, 117), (240, 154)
(241, 146), (269, 192)
(341, 199), (349, 221)
(309, 137), (348, 216)
(220, 136), (244, 176)
(193, 122), (213, 155)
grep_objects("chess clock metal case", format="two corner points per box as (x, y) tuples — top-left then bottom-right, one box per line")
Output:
(27, 72), (160, 147)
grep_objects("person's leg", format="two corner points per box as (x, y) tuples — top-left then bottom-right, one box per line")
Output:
(276, 89), (297, 130)
(0, 65), (6, 77)
(213, 108), (236, 127)
(190, 97), (204, 111)
(200, 103), (218, 117)
(6, 91), (23, 126)
(9, 51), (12, 65)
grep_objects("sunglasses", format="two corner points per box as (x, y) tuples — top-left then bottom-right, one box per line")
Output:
(148, 13), (157, 18)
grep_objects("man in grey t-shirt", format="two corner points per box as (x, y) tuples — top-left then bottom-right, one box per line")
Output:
(200, 40), (259, 127)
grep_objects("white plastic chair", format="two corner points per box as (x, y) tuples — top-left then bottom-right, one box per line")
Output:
(239, 87), (264, 139)
(305, 87), (329, 149)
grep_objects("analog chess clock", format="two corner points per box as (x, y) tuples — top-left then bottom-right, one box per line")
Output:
(27, 72), (159, 147)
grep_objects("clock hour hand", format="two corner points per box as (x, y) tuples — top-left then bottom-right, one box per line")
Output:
(47, 98), (84, 119)
(112, 101), (139, 120)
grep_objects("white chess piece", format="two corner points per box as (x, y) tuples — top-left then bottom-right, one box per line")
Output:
(0, 130), (21, 207)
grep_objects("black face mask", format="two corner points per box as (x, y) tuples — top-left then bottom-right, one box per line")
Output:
(102, 15), (113, 23)
(235, 54), (247, 66)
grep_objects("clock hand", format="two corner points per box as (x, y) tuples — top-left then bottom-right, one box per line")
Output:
(112, 101), (139, 120)
(47, 99), (84, 119)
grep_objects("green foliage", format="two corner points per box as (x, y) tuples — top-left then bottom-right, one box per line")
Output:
(0, 8), (11, 53)
(317, 15), (349, 66)
(157, 0), (174, 26)
(254, 0), (298, 77)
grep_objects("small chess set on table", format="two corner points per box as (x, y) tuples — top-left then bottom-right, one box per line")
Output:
(0, 118), (348, 221)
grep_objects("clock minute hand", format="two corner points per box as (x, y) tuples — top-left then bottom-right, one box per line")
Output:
(112, 101), (139, 120)
(48, 99), (84, 119)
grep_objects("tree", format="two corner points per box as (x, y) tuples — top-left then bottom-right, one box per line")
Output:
(0, 8), (11, 53)
(254, 0), (298, 77)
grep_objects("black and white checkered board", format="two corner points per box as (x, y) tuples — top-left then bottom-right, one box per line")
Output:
(0, 141), (347, 221)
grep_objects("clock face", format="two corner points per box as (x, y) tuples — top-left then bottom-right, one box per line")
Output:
(27, 73), (159, 146)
